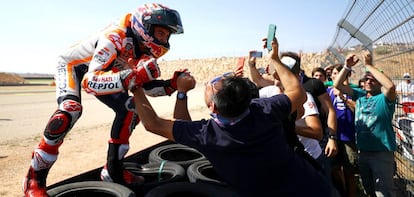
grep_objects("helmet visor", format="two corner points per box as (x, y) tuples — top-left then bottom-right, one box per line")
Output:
(146, 9), (184, 34)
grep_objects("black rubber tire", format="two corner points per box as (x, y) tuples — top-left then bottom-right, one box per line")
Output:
(144, 182), (239, 197)
(47, 181), (136, 197)
(148, 144), (206, 169)
(186, 160), (227, 186)
(123, 162), (186, 185)
(122, 161), (186, 195)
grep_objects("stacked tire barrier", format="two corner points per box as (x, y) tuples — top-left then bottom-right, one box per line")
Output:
(46, 142), (237, 197)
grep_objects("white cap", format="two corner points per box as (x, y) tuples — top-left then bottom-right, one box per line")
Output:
(281, 56), (297, 70)
(403, 73), (411, 79)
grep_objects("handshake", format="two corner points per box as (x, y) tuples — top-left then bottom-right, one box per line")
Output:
(121, 56), (190, 92)
(120, 57), (161, 91)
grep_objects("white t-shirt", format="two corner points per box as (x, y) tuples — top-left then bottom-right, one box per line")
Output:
(259, 86), (322, 159)
(297, 92), (322, 159)
(396, 81), (414, 102)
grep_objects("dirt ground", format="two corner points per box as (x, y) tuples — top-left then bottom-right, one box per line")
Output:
(0, 85), (209, 197)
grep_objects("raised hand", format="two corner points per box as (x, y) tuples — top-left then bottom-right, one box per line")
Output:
(177, 73), (196, 93)
(234, 57), (246, 77)
(345, 54), (359, 68)
(363, 50), (373, 66)
(263, 37), (279, 61)
(169, 69), (190, 90)
(248, 51), (257, 67)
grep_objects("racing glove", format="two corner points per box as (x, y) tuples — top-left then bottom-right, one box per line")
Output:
(142, 69), (190, 97)
(121, 57), (160, 91)
(169, 69), (189, 90)
(164, 69), (190, 95)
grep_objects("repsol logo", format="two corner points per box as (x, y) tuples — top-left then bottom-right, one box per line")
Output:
(91, 76), (114, 82)
(56, 63), (68, 95)
(87, 81), (120, 90)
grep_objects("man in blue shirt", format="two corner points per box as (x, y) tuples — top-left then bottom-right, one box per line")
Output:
(132, 37), (333, 196)
(334, 50), (397, 197)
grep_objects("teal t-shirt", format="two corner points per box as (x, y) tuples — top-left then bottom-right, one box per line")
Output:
(324, 81), (359, 88)
(353, 90), (396, 151)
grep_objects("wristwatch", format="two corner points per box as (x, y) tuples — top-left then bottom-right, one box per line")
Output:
(177, 91), (187, 100)
(328, 134), (337, 140)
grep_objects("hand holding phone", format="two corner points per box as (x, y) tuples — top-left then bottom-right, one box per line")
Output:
(250, 51), (263, 58)
(235, 57), (245, 75)
(267, 24), (277, 51)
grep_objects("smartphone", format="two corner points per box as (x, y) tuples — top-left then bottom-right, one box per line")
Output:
(235, 57), (245, 72)
(267, 24), (277, 51)
(257, 67), (266, 75)
(251, 51), (263, 58)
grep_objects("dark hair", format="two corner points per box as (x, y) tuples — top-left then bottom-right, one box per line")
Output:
(246, 78), (259, 99)
(363, 72), (375, 81)
(311, 67), (326, 78)
(333, 64), (351, 77)
(213, 77), (253, 117)
(358, 78), (366, 88)
(280, 52), (301, 74)
(332, 64), (343, 72)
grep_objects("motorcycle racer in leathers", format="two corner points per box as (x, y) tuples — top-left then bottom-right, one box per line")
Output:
(23, 3), (185, 197)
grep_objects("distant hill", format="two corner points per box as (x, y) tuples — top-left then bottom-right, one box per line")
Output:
(1, 52), (408, 85)
(17, 73), (54, 79)
(0, 72), (55, 85)
(0, 72), (26, 84)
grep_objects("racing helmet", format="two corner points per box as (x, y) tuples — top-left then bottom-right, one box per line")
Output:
(131, 3), (184, 58)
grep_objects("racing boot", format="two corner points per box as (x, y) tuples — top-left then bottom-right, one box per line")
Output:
(23, 167), (49, 197)
(100, 164), (144, 186)
(23, 142), (58, 197)
(100, 143), (144, 186)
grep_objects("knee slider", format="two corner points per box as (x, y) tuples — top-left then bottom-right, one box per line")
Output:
(44, 100), (82, 140)
(44, 110), (72, 140)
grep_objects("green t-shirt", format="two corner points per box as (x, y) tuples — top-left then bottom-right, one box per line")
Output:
(353, 91), (396, 151)
(324, 81), (359, 88)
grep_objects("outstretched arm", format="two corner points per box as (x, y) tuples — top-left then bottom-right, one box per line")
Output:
(248, 51), (274, 88)
(133, 87), (175, 141)
(132, 74), (196, 141)
(266, 38), (306, 114)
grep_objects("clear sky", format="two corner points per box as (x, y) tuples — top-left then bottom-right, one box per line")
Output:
(0, 0), (350, 74)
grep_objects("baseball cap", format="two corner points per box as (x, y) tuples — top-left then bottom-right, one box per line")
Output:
(281, 56), (300, 74)
(403, 73), (411, 79)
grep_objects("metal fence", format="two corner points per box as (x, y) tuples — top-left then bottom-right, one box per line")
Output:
(324, 0), (414, 196)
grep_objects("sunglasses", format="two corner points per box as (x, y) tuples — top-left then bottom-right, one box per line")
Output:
(207, 72), (236, 92)
(364, 77), (377, 82)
